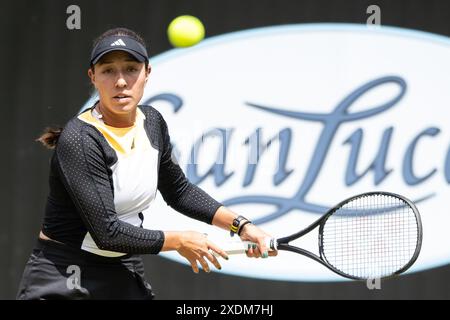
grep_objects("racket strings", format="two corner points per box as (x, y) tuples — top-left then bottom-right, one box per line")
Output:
(321, 194), (419, 279)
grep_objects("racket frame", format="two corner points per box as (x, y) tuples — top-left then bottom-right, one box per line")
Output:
(275, 191), (423, 280)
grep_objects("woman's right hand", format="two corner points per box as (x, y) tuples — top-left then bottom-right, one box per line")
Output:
(175, 231), (229, 273)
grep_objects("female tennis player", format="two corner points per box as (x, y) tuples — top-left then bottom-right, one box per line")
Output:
(16, 27), (276, 300)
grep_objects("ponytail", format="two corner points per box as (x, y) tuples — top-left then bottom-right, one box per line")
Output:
(36, 126), (63, 149)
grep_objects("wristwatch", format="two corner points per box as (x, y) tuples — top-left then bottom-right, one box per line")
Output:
(230, 215), (251, 237)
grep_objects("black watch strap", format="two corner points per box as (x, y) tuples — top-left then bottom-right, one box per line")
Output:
(230, 215), (246, 237)
(237, 220), (252, 236)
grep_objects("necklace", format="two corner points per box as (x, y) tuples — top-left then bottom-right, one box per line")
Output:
(95, 103), (104, 119)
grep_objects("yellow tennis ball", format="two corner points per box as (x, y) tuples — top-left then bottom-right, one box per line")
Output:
(167, 15), (205, 48)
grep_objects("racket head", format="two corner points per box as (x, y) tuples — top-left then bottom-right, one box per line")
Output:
(318, 191), (422, 280)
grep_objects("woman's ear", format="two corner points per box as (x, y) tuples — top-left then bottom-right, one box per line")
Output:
(88, 68), (95, 85)
(145, 65), (152, 82)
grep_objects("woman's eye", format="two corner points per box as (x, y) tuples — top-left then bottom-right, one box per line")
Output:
(127, 67), (137, 72)
(102, 69), (113, 74)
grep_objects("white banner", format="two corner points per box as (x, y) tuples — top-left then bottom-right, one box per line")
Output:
(84, 24), (450, 281)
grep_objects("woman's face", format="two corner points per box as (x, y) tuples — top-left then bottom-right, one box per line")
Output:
(88, 51), (150, 114)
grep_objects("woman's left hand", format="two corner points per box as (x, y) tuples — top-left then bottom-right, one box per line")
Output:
(239, 224), (278, 258)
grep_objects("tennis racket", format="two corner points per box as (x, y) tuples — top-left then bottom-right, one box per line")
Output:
(219, 191), (423, 280)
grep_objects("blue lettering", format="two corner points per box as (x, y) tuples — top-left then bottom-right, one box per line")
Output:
(143, 75), (439, 224)
(243, 76), (407, 223)
(141, 93), (183, 112)
(243, 128), (293, 187)
(402, 127), (440, 185)
(343, 127), (393, 186)
(187, 128), (234, 186)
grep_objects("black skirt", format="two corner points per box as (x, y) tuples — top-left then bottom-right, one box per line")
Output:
(16, 238), (154, 300)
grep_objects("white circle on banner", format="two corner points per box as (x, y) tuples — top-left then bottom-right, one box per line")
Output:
(82, 24), (450, 281)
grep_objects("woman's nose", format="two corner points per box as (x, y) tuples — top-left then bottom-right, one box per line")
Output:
(116, 75), (127, 88)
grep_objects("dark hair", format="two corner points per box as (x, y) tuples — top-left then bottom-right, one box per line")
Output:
(37, 27), (148, 149)
(90, 27), (149, 71)
(35, 126), (64, 149)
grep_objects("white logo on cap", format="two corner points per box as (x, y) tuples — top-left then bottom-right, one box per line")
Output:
(110, 39), (126, 46)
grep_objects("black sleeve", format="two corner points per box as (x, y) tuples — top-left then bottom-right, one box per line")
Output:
(55, 121), (165, 254)
(156, 113), (223, 224)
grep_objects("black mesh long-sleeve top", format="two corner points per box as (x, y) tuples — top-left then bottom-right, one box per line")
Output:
(42, 104), (223, 257)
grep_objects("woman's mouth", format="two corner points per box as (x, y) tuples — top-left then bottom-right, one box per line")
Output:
(113, 95), (132, 103)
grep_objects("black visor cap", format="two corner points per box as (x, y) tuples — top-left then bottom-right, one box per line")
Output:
(90, 35), (149, 65)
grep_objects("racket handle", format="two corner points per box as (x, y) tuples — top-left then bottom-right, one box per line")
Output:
(214, 238), (277, 256)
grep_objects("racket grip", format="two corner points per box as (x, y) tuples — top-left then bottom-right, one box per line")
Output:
(214, 238), (277, 256)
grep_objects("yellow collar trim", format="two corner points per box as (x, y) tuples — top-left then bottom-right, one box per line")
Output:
(78, 107), (146, 155)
